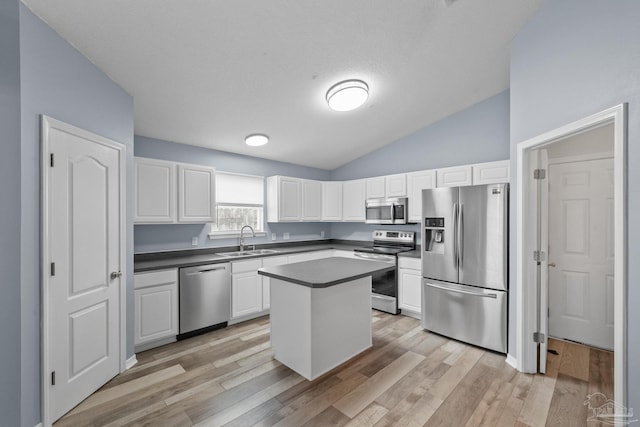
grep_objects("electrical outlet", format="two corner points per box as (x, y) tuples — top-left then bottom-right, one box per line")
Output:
(192, 237), (199, 246)
(320, 231), (325, 238)
(271, 233), (276, 241)
(283, 232), (290, 240)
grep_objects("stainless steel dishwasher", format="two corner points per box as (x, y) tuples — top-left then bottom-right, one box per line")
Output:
(179, 263), (230, 338)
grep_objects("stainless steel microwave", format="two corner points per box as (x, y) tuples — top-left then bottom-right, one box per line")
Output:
(365, 197), (408, 224)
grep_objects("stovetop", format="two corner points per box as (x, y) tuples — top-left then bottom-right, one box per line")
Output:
(354, 230), (415, 256)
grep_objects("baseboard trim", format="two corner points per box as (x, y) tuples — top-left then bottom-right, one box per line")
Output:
(126, 355), (138, 370)
(34, 423), (43, 427)
(505, 353), (517, 369)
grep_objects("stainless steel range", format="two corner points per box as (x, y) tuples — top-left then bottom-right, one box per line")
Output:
(354, 230), (416, 314)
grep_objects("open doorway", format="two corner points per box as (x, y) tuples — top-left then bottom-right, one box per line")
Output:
(515, 105), (626, 406)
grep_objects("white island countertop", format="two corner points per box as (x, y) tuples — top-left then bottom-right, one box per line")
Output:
(257, 256), (395, 288)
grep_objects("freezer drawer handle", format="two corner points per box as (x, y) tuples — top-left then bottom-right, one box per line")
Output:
(185, 266), (227, 276)
(424, 282), (497, 299)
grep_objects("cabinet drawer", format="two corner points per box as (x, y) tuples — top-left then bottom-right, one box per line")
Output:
(134, 269), (178, 290)
(232, 259), (262, 273)
(398, 256), (420, 270)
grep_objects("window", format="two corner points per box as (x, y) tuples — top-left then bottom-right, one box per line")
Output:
(212, 172), (264, 234)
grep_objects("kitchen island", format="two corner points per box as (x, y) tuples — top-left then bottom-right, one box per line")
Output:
(258, 256), (394, 380)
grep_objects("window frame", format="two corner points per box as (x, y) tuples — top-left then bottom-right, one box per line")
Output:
(209, 171), (265, 238)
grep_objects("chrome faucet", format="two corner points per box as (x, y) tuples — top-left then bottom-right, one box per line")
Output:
(239, 225), (255, 252)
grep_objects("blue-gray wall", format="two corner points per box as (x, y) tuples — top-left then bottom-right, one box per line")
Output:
(331, 90), (510, 180)
(18, 5), (134, 426)
(510, 0), (640, 409)
(0, 1), (22, 425)
(134, 136), (332, 252)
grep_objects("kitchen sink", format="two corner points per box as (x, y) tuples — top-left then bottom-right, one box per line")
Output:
(218, 249), (280, 257)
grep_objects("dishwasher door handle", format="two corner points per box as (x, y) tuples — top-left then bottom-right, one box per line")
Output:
(185, 266), (227, 276)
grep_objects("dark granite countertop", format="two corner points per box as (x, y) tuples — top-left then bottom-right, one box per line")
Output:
(398, 247), (421, 259)
(258, 256), (395, 288)
(134, 240), (370, 272)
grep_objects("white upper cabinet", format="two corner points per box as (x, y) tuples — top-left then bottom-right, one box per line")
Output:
(365, 176), (386, 199)
(267, 176), (302, 222)
(321, 181), (342, 221)
(407, 169), (436, 222)
(342, 179), (366, 221)
(301, 179), (322, 221)
(366, 174), (407, 199)
(385, 173), (407, 197)
(436, 165), (473, 187)
(134, 157), (176, 223)
(178, 164), (216, 223)
(472, 160), (510, 185)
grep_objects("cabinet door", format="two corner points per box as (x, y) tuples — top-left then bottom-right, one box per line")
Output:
(366, 176), (386, 199)
(386, 174), (407, 197)
(134, 283), (178, 346)
(232, 270), (263, 319)
(278, 177), (302, 221)
(261, 255), (289, 310)
(472, 160), (510, 185)
(342, 179), (366, 221)
(178, 164), (216, 223)
(399, 268), (422, 314)
(407, 170), (436, 222)
(302, 179), (322, 221)
(134, 157), (176, 223)
(436, 165), (472, 188)
(321, 181), (342, 221)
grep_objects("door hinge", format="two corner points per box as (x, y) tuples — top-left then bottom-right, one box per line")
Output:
(50, 262), (55, 276)
(50, 153), (54, 167)
(533, 332), (546, 343)
(533, 250), (545, 262)
(533, 169), (546, 179)
(51, 371), (55, 386)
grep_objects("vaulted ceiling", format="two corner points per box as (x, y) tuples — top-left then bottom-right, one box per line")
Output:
(22, 0), (543, 169)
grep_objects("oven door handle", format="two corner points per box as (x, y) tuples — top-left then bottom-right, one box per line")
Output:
(353, 252), (395, 263)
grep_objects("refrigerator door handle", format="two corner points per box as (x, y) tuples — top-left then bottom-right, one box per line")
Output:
(453, 203), (459, 268)
(458, 203), (464, 268)
(424, 281), (497, 299)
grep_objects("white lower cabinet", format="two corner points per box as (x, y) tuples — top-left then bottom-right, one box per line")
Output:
(398, 257), (422, 318)
(134, 269), (179, 351)
(231, 259), (266, 322)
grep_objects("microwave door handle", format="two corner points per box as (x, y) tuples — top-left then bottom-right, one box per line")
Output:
(390, 203), (396, 222)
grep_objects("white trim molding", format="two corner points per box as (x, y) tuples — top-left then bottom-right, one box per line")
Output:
(126, 355), (138, 370)
(515, 104), (627, 406)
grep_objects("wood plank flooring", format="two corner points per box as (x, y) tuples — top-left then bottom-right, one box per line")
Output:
(54, 313), (613, 426)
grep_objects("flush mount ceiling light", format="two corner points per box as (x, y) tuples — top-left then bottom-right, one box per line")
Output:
(245, 134), (269, 147)
(326, 79), (369, 112)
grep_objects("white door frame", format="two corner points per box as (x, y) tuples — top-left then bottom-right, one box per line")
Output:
(41, 115), (127, 426)
(516, 104), (627, 405)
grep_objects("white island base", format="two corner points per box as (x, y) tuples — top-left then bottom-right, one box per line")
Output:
(269, 276), (372, 381)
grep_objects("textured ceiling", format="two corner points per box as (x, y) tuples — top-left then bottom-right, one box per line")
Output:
(22, 0), (543, 170)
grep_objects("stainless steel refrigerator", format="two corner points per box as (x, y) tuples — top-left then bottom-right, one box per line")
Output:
(421, 183), (508, 353)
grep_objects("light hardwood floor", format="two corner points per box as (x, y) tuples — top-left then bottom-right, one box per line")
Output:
(54, 312), (613, 426)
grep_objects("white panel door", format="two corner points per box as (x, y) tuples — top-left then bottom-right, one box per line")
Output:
(548, 158), (614, 350)
(342, 179), (366, 221)
(46, 118), (123, 422)
(399, 269), (422, 313)
(232, 271), (263, 319)
(302, 179), (322, 221)
(406, 170), (436, 222)
(134, 157), (176, 223)
(385, 173), (407, 197)
(321, 181), (342, 221)
(279, 177), (302, 221)
(366, 176), (386, 199)
(178, 164), (216, 223)
(261, 255), (289, 310)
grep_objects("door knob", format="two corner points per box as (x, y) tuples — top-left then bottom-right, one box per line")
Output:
(110, 271), (123, 280)
(548, 262), (556, 268)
